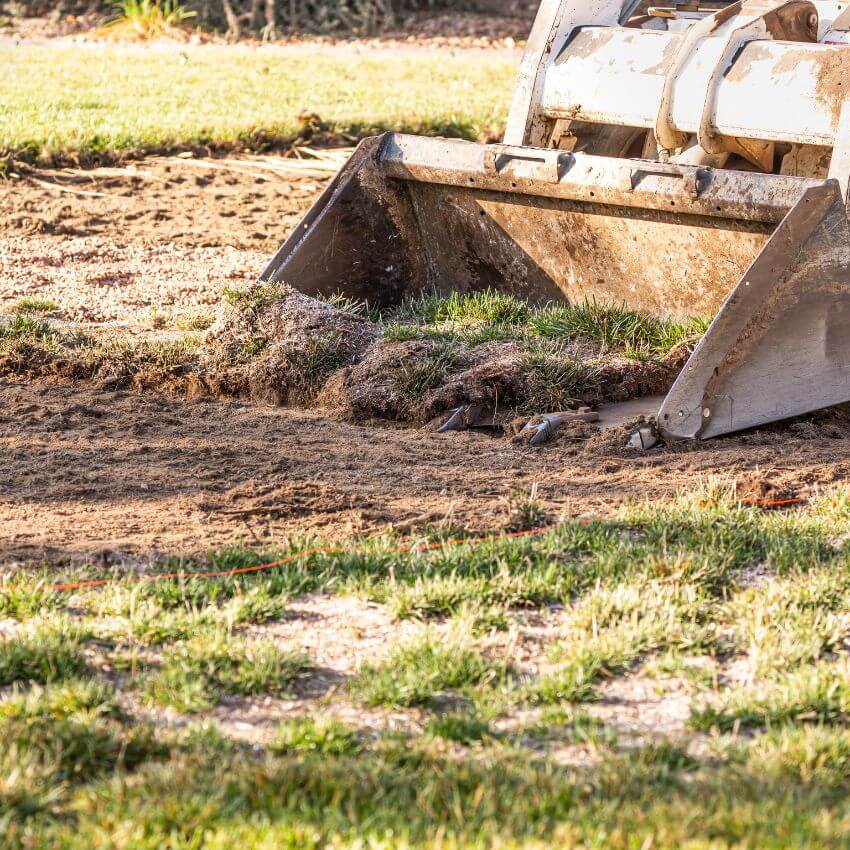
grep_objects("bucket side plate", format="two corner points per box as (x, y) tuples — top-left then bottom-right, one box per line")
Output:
(659, 181), (850, 439)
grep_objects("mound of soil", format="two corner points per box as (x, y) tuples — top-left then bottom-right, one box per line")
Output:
(201, 285), (381, 404)
(318, 339), (530, 424)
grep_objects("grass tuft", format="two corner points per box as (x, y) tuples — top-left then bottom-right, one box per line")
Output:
(351, 635), (512, 709)
(691, 661), (850, 731)
(143, 633), (309, 712)
(0, 679), (119, 721)
(271, 717), (362, 756)
(517, 341), (599, 412)
(223, 281), (289, 313)
(530, 299), (709, 359)
(393, 340), (462, 399)
(0, 624), (89, 687)
(11, 296), (59, 315)
(426, 712), (495, 744)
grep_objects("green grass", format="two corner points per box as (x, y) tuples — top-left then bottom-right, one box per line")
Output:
(0, 679), (120, 722)
(691, 661), (850, 731)
(0, 579), (68, 619)
(142, 633), (309, 712)
(223, 281), (289, 313)
(0, 314), (61, 353)
(8, 484), (850, 845)
(271, 717), (362, 756)
(350, 635), (513, 709)
(10, 297), (59, 315)
(425, 712), (495, 743)
(12, 734), (850, 849)
(0, 624), (89, 687)
(529, 299), (710, 359)
(382, 290), (709, 364)
(0, 44), (512, 162)
(527, 579), (716, 704)
(393, 340), (462, 398)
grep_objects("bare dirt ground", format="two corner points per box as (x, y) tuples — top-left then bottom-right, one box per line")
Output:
(3, 154), (850, 566)
(0, 155), (330, 324)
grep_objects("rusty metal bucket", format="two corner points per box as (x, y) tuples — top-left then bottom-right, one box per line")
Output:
(262, 132), (850, 439)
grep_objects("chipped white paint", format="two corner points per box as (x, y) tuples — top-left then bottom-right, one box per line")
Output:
(542, 29), (846, 147)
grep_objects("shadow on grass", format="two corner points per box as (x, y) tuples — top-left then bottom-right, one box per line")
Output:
(9, 735), (849, 849)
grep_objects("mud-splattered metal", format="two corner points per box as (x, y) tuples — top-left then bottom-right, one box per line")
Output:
(262, 0), (850, 441)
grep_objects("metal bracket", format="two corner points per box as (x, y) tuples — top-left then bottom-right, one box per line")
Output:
(654, 3), (741, 155)
(655, 0), (817, 163)
(483, 145), (563, 183)
(627, 164), (707, 197)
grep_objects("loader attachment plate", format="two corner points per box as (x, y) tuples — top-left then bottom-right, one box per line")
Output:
(262, 133), (822, 320)
(659, 181), (850, 440)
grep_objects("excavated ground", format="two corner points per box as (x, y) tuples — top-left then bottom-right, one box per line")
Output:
(3, 155), (850, 566)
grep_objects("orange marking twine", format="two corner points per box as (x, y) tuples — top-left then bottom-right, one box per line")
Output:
(45, 497), (805, 594)
(48, 523), (565, 593)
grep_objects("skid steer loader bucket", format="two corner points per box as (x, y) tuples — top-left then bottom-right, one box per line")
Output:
(261, 0), (850, 440)
(262, 134), (850, 439)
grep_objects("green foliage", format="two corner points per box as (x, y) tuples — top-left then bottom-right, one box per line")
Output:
(0, 713), (166, 784)
(223, 281), (289, 312)
(0, 624), (89, 687)
(351, 636), (512, 709)
(0, 313), (60, 353)
(316, 292), (380, 321)
(382, 291), (708, 366)
(88, 334), (201, 378)
(691, 661), (850, 731)
(284, 337), (353, 396)
(11, 296), (58, 315)
(6, 485), (850, 846)
(271, 717), (361, 756)
(391, 289), (531, 327)
(504, 483), (551, 531)
(517, 341), (600, 412)
(530, 298), (709, 359)
(143, 634), (309, 712)
(0, 579), (67, 620)
(426, 712), (494, 744)
(393, 340), (461, 398)
(0, 679), (119, 721)
(1, 45), (511, 162)
(236, 336), (267, 361)
(102, 0), (195, 40)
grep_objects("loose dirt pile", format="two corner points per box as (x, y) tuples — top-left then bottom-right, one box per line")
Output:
(199, 282), (682, 426)
(202, 285), (381, 404)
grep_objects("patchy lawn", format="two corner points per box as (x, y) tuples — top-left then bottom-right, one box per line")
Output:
(0, 42), (513, 162)
(5, 482), (850, 847)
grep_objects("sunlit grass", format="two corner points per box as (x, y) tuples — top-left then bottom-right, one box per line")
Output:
(4, 483), (850, 845)
(0, 43), (512, 161)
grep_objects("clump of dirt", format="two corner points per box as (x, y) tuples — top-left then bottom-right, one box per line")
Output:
(201, 283), (381, 404)
(421, 342), (527, 420)
(593, 354), (681, 404)
(319, 339), (530, 424)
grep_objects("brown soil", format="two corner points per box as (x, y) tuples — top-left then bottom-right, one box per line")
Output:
(0, 156), (331, 324)
(3, 154), (850, 567)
